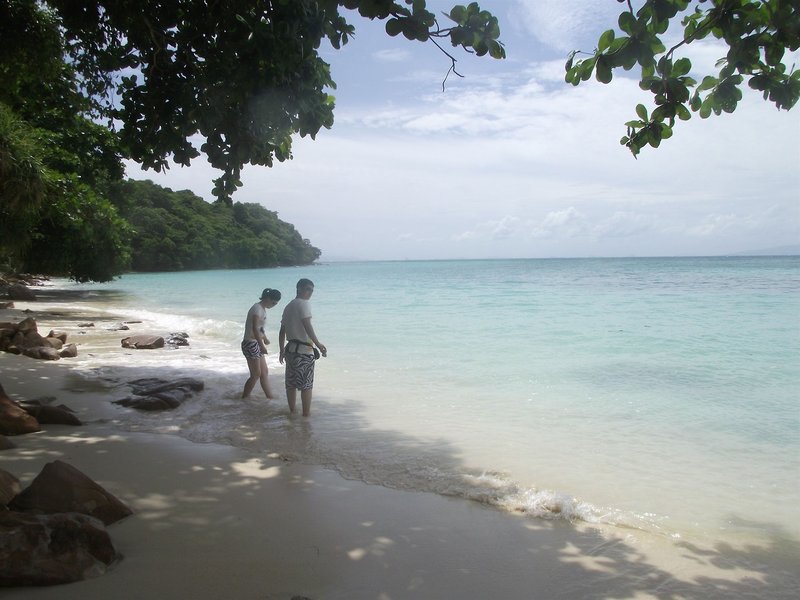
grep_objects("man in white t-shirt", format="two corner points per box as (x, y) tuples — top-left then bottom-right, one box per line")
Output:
(279, 278), (327, 416)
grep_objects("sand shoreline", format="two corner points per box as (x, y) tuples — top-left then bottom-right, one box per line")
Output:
(1, 297), (798, 599)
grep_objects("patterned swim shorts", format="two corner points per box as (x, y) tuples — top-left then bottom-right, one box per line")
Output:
(241, 340), (262, 359)
(285, 352), (315, 391)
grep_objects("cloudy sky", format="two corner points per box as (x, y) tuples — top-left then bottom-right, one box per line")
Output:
(125, 0), (800, 260)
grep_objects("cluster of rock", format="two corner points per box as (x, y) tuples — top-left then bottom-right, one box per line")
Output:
(0, 461), (131, 586)
(120, 332), (190, 349)
(0, 275), (42, 304)
(0, 384), (82, 438)
(113, 377), (205, 411)
(0, 382), (131, 586)
(0, 317), (77, 360)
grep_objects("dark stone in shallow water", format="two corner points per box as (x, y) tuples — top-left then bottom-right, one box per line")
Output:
(113, 377), (204, 411)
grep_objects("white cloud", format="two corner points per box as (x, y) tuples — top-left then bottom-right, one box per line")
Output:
(373, 48), (411, 62)
(511, 0), (622, 52)
(454, 216), (523, 241)
(592, 211), (655, 239)
(531, 207), (589, 239)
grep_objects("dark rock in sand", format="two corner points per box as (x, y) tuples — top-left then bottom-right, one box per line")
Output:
(60, 343), (78, 358)
(0, 383), (41, 435)
(9, 460), (133, 525)
(113, 377), (205, 411)
(113, 395), (178, 410)
(6, 283), (36, 301)
(47, 330), (68, 343)
(166, 332), (190, 347)
(19, 401), (82, 426)
(41, 336), (64, 350)
(77, 322), (95, 328)
(0, 434), (15, 450)
(129, 377), (204, 396)
(0, 511), (118, 586)
(120, 334), (164, 349)
(0, 468), (21, 506)
(0, 317), (75, 361)
(0, 301), (13, 309)
(23, 330), (45, 347)
(23, 346), (61, 360)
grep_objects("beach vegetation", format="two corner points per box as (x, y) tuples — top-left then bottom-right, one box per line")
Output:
(566, 0), (800, 156)
(1, 0), (130, 281)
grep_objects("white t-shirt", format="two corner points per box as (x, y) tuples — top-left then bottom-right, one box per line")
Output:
(281, 298), (313, 352)
(242, 302), (266, 342)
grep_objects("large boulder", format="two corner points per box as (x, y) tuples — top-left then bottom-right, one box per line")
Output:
(113, 395), (180, 411)
(0, 468), (21, 507)
(0, 383), (41, 436)
(113, 377), (205, 411)
(166, 332), (190, 347)
(41, 336), (64, 350)
(0, 318), (74, 361)
(9, 460), (133, 525)
(22, 346), (61, 360)
(129, 377), (205, 395)
(6, 283), (36, 301)
(18, 401), (82, 426)
(121, 335), (164, 349)
(15, 317), (38, 333)
(59, 343), (78, 358)
(0, 511), (118, 586)
(47, 330), (68, 343)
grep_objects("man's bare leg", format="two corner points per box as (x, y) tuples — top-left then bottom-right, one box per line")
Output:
(301, 389), (313, 417)
(287, 387), (297, 414)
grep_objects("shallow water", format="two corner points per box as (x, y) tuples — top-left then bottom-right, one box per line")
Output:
(43, 257), (800, 555)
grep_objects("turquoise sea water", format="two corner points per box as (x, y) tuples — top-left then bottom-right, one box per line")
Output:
(49, 257), (799, 552)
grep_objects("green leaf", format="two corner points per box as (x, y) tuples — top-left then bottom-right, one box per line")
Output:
(449, 5), (467, 24)
(697, 76), (718, 92)
(672, 58), (691, 77)
(489, 40), (505, 59)
(636, 103), (648, 120)
(579, 57), (597, 81)
(385, 18), (402, 37)
(596, 57), (613, 83)
(598, 29), (615, 53)
(619, 11), (635, 34)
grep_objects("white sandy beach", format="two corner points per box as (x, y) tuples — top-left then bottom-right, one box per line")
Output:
(1, 298), (797, 599)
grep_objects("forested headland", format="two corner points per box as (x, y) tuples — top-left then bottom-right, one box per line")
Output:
(107, 179), (321, 273)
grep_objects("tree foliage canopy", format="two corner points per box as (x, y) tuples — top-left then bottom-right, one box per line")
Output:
(38, 0), (505, 202)
(1, 0), (505, 281)
(565, 0), (799, 156)
(0, 0), (130, 281)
